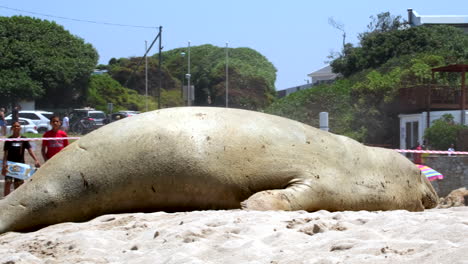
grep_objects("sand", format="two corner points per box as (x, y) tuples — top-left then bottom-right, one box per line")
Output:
(0, 207), (467, 264)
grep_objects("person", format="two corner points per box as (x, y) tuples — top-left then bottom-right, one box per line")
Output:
(2, 121), (41, 196)
(0, 107), (6, 136)
(11, 105), (20, 123)
(42, 116), (69, 162)
(413, 143), (423, 164)
(62, 113), (69, 132)
(448, 144), (455, 156)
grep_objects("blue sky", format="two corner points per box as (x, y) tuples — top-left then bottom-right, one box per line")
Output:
(1, 0), (467, 90)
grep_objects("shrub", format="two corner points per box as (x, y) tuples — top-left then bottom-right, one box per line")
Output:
(424, 114), (467, 150)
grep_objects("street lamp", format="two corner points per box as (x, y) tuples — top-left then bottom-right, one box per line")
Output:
(225, 42), (229, 108)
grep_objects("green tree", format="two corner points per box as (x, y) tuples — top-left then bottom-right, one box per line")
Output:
(132, 44), (277, 110)
(87, 74), (184, 112)
(274, 12), (468, 146)
(424, 114), (467, 150)
(265, 80), (354, 137)
(331, 12), (468, 77)
(0, 16), (98, 108)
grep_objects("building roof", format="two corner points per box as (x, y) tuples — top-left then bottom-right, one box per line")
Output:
(308, 65), (338, 78)
(408, 9), (468, 26)
(432, 64), (468, 73)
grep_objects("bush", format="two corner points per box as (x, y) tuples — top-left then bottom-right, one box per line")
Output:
(424, 114), (467, 150)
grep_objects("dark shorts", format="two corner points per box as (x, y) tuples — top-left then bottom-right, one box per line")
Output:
(0, 120), (5, 126)
(4, 176), (24, 183)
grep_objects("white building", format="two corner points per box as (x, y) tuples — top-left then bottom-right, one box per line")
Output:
(407, 9), (468, 33)
(277, 65), (338, 98)
(307, 65), (338, 85)
(399, 110), (468, 149)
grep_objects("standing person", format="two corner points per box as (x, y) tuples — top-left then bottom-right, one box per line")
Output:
(0, 107), (6, 136)
(62, 113), (69, 132)
(11, 105), (20, 123)
(413, 143), (423, 164)
(2, 121), (41, 196)
(448, 144), (455, 156)
(42, 116), (69, 162)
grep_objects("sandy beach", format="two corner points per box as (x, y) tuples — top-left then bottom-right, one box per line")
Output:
(1, 140), (467, 263)
(0, 207), (467, 264)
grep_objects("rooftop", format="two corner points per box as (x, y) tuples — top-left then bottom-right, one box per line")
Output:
(408, 9), (468, 26)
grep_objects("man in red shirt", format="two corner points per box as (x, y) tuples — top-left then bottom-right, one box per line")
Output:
(42, 116), (69, 161)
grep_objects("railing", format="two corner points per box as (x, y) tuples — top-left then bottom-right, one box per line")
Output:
(398, 85), (468, 111)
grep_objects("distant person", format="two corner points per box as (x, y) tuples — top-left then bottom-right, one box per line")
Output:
(42, 116), (69, 161)
(2, 121), (41, 196)
(0, 107), (6, 136)
(62, 113), (69, 132)
(413, 143), (423, 164)
(11, 105), (20, 123)
(448, 144), (455, 156)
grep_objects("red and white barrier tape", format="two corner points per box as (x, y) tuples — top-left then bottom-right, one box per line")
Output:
(394, 149), (468, 155)
(0, 137), (80, 141)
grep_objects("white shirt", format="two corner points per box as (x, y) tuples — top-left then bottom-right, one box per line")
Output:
(62, 116), (69, 127)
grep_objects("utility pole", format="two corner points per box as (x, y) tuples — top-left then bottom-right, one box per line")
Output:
(145, 40), (148, 112)
(158, 26), (162, 109)
(122, 26), (162, 110)
(225, 42), (229, 108)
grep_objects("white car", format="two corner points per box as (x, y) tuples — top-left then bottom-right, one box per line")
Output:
(5, 117), (39, 134)
(6, 110), (53, 133)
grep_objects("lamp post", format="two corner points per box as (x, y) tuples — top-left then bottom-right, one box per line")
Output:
(225, 42), (229, 108)
(186, 41), (191, 106)
(180, 52), (185, 100)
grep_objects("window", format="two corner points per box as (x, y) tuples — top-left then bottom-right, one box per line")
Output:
(19, 113), (39, 120)
(89, 112), (106, 119)
(405, 121), (419, 149)
(42, 113), (54, 120)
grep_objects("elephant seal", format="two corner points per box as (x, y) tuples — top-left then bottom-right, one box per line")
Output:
(0, 107), (438, 233)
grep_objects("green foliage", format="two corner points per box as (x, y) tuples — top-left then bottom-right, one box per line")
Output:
(424, 114), (467, 150)
(0, 16), (98, 108)
(265, 80), (354, 137)
(87, 74), (158, 112)
(87, 74), (184, 112)
(116, 44), (277, 110)
(363, 12), (406, 35)
(331, 14), (468, 77)
(324, 12), (468, 145)
(273, 12), (468, 146)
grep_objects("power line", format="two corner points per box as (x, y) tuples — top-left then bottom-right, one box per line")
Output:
(124, 28), (161, 87)
(0, 5), (157, 29)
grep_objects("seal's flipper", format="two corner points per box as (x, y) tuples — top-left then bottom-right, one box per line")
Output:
(241, 179), (315, 211)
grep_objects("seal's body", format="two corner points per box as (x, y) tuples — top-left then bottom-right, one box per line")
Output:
(0, 107), (438, 233)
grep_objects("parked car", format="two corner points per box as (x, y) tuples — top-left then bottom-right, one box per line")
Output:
(5, 117), (39, 134)
(117, 110), (140, 116)
(108, 111), (140, 123)
(69, 108), (107, 128)
(6, 110), (53, 133)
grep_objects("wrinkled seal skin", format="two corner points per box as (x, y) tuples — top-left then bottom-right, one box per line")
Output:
(0, 107), (438, 233)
